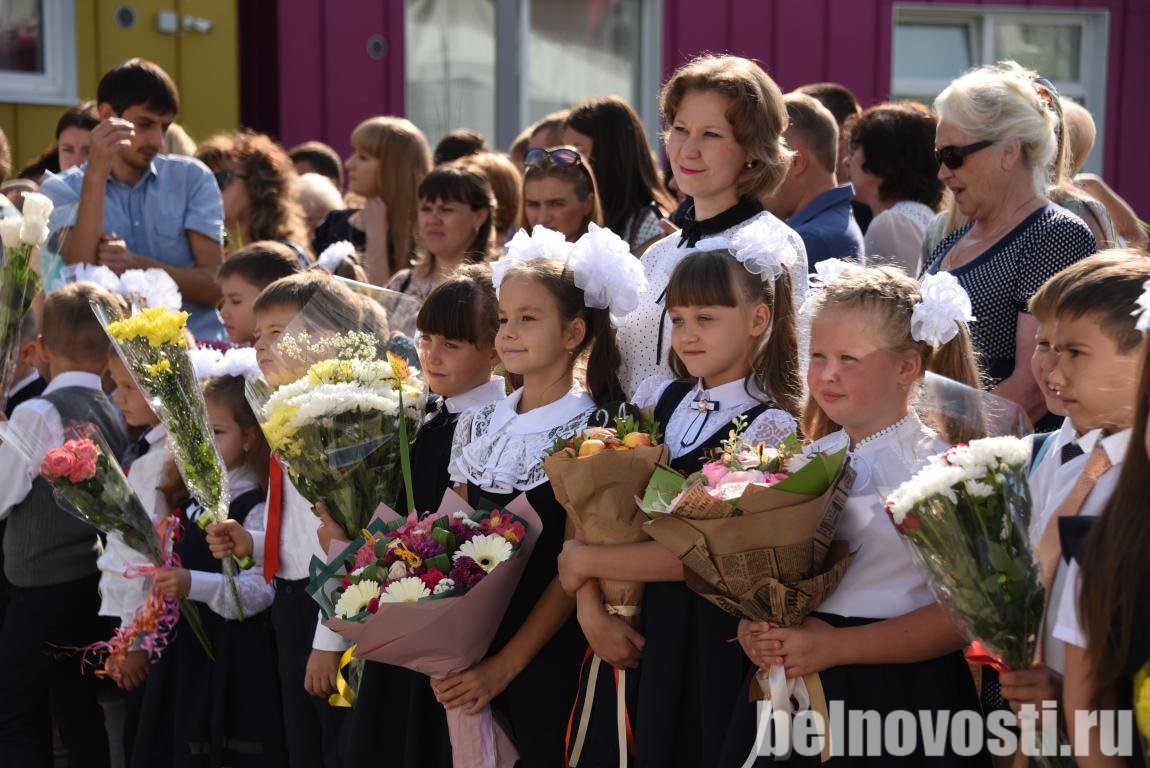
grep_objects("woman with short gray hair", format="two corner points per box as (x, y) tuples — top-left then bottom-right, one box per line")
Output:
(924, 61), (1095, 427)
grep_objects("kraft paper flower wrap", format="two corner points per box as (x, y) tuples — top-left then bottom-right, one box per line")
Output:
(307, 489), (542, 768)
(641, 444), (854, 765)
(0, 193), (49, 412)
(94, 303), (251, 619)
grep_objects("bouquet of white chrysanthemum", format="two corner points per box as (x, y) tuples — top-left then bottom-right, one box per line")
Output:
(0, 194), (50, 411)
(885, 436), (1042, 672)
(250, 346), (424, 542)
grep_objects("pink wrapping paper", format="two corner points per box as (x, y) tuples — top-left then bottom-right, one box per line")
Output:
(321, 489), (542, 768)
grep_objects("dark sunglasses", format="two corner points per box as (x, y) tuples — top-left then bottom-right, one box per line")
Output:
(524, 147), (582, 168)
(935, 140), (994, 170)
(213, 170), (245, 190)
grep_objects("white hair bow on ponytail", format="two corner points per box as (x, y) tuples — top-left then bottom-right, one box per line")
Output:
(566, 223), (648, 325)
(317, 241), (356, 273)
(491, 226), (573, 297)
(912, 272), (976, 346)
(693, 215), (800, 283)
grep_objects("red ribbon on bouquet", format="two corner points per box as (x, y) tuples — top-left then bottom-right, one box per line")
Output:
(964, 640), (1010, 674)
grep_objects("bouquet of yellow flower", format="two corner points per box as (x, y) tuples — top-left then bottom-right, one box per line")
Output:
(93, 304), (250, 618)
(0, 193), (49, 411)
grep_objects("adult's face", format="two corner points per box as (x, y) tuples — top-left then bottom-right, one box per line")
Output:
(523, 175), (591, 242)
(846, 145), (881, 209)
(665, 89), (748, 211)
(117, 105), (173, 172)
(935, 119), (1023, 222)
(57, 126), (91, 171)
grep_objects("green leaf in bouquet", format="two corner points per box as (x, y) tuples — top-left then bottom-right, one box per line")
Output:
(771, 445), (848, 495)
(425, 554), (453, 574)
(640, 463), (688, 516)
(430, 526), (456, 553)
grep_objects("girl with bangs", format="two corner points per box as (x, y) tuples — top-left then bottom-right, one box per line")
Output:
(519, 146), (603, 243)
(345, 264), (505, 768)
(386, 163), (497, 299)
(557, 240), (801, 767)
(312, 116), (432, 286)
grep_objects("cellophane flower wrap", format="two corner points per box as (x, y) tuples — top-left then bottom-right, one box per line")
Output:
(307, 489), (542, 768)
(544, 405), (665, 625)
(884, 436), (1043, 671)
(640, 422), (855, 762)
(0, 193), (49, 411)
(94, 303), (249, 618)
(245, 279), (424, 541)
(0, 421), (212, 664)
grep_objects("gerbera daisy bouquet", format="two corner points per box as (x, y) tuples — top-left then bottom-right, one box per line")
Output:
(308, 489), (542, 768)
(244, 278), (425, 541)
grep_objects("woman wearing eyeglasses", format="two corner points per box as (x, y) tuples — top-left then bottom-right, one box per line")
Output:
(613, 54), (808, 400)
(846, 102), (943, 276)
(924, 61), (1096, 426)
(195, 131), (311, 263)
(519, 146), (603, 243)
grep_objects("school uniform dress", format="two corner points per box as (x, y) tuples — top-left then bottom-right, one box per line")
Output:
(632, 377), (797, 768)
(132, 465), (283, 768)
(344, 378), (506, 768)
(724, 414), (989, 767)
(448, 386), (596, 767)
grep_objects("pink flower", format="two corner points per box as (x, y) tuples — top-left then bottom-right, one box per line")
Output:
(736, 448), (762, 468)
(722, 469), (765, 485)
(66, 439), (99, 466)
(41, 448), (76, 481)
(763, 473), (790, 486)
(480, 511), (526, 545)
(353, 542), (376, 571)
(700, 461), (729, 487)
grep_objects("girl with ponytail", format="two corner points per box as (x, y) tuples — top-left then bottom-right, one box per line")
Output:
(557, 232), (802, 764)
(732, 262), (989, 766)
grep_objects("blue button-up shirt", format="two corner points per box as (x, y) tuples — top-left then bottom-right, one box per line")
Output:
(41, 154), (225, 340)
(788, 183), (866, 268)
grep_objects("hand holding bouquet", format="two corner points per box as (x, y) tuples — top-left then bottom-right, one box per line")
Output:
(308, 490), (542, 768)
(0, 193), (49, 411)
(95, 304), (250, 617)
(545, 406), (666, 623)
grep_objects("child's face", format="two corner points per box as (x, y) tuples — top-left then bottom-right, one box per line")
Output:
(107, 356), (159, 428)
(669, 299), (769, 389)
(1030, 318), (1067, 418)
(496, 276), (582, 382)
(807, 308), (919, 439)
(206, 399), (252, 472)
(1049, 313), (1142, 432)
(416, 333), (496, 399)
(253, 303), (305, 386)
(218, 274), (263, 346)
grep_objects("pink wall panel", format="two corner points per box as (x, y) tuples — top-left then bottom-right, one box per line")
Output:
(277, 0), (324, 147)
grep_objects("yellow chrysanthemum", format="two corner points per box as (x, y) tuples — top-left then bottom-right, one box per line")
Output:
(1135, 662), (1150, 752)
(107, 306), (189, 348)
(263, 402), (301, 452)
(308, 359), (356, 386)
(145, 359), (172, 377)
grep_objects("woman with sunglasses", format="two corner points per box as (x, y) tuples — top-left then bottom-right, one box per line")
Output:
(563, 95), (676, 255)
(196, 131), (311, 263)
(924, 61), (1096, 427)
(312, 116), (432, 286)
(845, 102), (943, 276)
(519, 146), (603, 243)
(613, 54), (808, 399)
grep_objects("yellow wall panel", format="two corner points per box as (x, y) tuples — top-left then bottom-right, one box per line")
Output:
(174, 0), (239, 143)
(93, 0), (179, 78)
(12, 106), (65, 169)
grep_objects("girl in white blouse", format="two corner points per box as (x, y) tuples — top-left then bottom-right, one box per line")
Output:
(558, 242), (801, 766)
(732, 264), (989, 766)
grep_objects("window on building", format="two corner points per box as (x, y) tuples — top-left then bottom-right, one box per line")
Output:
(406, 0), (660, 152)
(892, 5), (1109, 173)
(0, 0), (77, 104)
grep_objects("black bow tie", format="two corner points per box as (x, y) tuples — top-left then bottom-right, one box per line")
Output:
(121, 434), (152, 470)
(680, 396), (720, 447)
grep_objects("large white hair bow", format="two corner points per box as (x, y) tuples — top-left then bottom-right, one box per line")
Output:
(189, 346), (261, 380)
(912, 272), (976, 346)
(693, 215), (800, 282)
(1132, 279), (1150, 335)
(491, 225), (573, 297)
(316, 240), (356, 273)
(566, 223), (648, 325)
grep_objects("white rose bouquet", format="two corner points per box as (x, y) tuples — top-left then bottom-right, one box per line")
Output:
(0, 193), (50, 410)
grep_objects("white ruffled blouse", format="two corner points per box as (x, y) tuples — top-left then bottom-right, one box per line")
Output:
(449, 386), (595, 493)
(633, 375), (797, 460)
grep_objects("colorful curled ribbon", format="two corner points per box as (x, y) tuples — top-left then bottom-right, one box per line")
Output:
(329, 645), (358, 708)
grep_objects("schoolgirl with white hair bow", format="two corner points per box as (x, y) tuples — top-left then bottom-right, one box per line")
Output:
(434, 223), (648, 765)
(729, 262), (989, 766)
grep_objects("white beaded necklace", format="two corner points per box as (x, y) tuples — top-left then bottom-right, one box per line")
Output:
(851, 413), (914, 451)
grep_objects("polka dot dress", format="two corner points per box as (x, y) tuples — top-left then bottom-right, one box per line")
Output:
(925, 205), (1096, 386)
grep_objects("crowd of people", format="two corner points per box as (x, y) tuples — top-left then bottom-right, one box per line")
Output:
(0, 50), (1147, 768)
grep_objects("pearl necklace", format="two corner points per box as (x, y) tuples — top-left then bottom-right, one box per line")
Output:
(852, 414), (913, 451)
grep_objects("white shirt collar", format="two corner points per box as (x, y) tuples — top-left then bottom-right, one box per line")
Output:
(445, 377), (506, 414)
(144, 424), (168, 445)
(8, 372), (40, 397)
(689, 377), (764, 409)
(44, 371), (103, 394)
(227, 464), (263, 497)
(489, 386), (595, 435)
(1058, 426), (1128, 466)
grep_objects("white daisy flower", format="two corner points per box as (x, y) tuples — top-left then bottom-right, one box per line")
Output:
(454, 534), (514, 573)
(380, 576), (431, 603)
(334, 579), (381, 618)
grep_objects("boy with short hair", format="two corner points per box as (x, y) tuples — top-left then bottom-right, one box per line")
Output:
(1000, 250), (1149, 714)
(0, 282), (129, 766)
(207, 271), (355, 768)
(216, 241), (303, 346)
